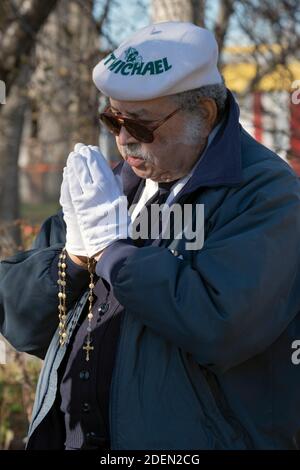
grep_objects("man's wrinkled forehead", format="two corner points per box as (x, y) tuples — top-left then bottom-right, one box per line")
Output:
(109, 96), (173, 119)
(109, 103), (150, 118)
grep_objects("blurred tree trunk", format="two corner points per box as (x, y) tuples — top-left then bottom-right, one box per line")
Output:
(191, 0), (206, 26)
(152, 0), (205, 24)
(214, 0), (235, 56)
(0, 0), (60, 245)
(0, 65), (31, 246)
(0, 0), (59, 97)
(21, 0), (102, 204)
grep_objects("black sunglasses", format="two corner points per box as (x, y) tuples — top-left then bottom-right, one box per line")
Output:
(99, 105), (181, 143)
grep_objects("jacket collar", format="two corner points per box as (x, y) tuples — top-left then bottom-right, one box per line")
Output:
(114, 89), (243, 199)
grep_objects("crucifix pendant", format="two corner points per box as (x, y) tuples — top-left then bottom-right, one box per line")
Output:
(83, 339), (94, 361)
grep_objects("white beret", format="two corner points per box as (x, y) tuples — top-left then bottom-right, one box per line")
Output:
(92, 21), (222, 101)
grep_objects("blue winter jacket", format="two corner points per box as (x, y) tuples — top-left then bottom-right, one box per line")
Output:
(1, 91), (300, 450)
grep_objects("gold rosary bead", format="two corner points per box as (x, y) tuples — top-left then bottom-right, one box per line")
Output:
(88, 295), (93, 302)
(87, 313), (93, 320)
(89, 283), (95, 289)
(58, 249), (68, 348)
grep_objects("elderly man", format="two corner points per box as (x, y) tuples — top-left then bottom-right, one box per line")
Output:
(1, 21), (300, 451)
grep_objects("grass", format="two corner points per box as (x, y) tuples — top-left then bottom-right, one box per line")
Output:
(21, 202), (60, 225)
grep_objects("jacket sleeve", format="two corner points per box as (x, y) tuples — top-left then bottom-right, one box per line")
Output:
(97, 165), (300, 373)
(0, 212), (89, 358)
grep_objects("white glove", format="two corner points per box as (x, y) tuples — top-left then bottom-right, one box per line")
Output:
(59, 166), (88, 256)
(66, 144), (130, 257)
(74, 142), (124, 194)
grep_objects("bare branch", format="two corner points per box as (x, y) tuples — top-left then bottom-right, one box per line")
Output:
(214, 0), (236, 57)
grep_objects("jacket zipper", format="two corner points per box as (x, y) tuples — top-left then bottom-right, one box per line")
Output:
(201, 367), (254, 449)
(95, 301), (121, 413)
(109, 309), (127, 450)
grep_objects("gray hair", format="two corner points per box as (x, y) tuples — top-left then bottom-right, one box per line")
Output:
(170, 82), (228, 122)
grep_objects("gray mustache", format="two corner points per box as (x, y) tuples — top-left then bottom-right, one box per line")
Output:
(121, 145), (153, 162)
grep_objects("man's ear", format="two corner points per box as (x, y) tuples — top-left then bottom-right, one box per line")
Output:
(199, 98), (218, 133)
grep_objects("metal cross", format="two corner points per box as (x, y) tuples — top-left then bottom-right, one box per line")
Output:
(83, 340), (94, 361)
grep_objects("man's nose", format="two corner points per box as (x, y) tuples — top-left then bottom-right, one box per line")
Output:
(117, 125), (138, 146)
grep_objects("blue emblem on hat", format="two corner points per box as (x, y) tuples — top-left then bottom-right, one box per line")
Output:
(124, 47), (143, 65)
